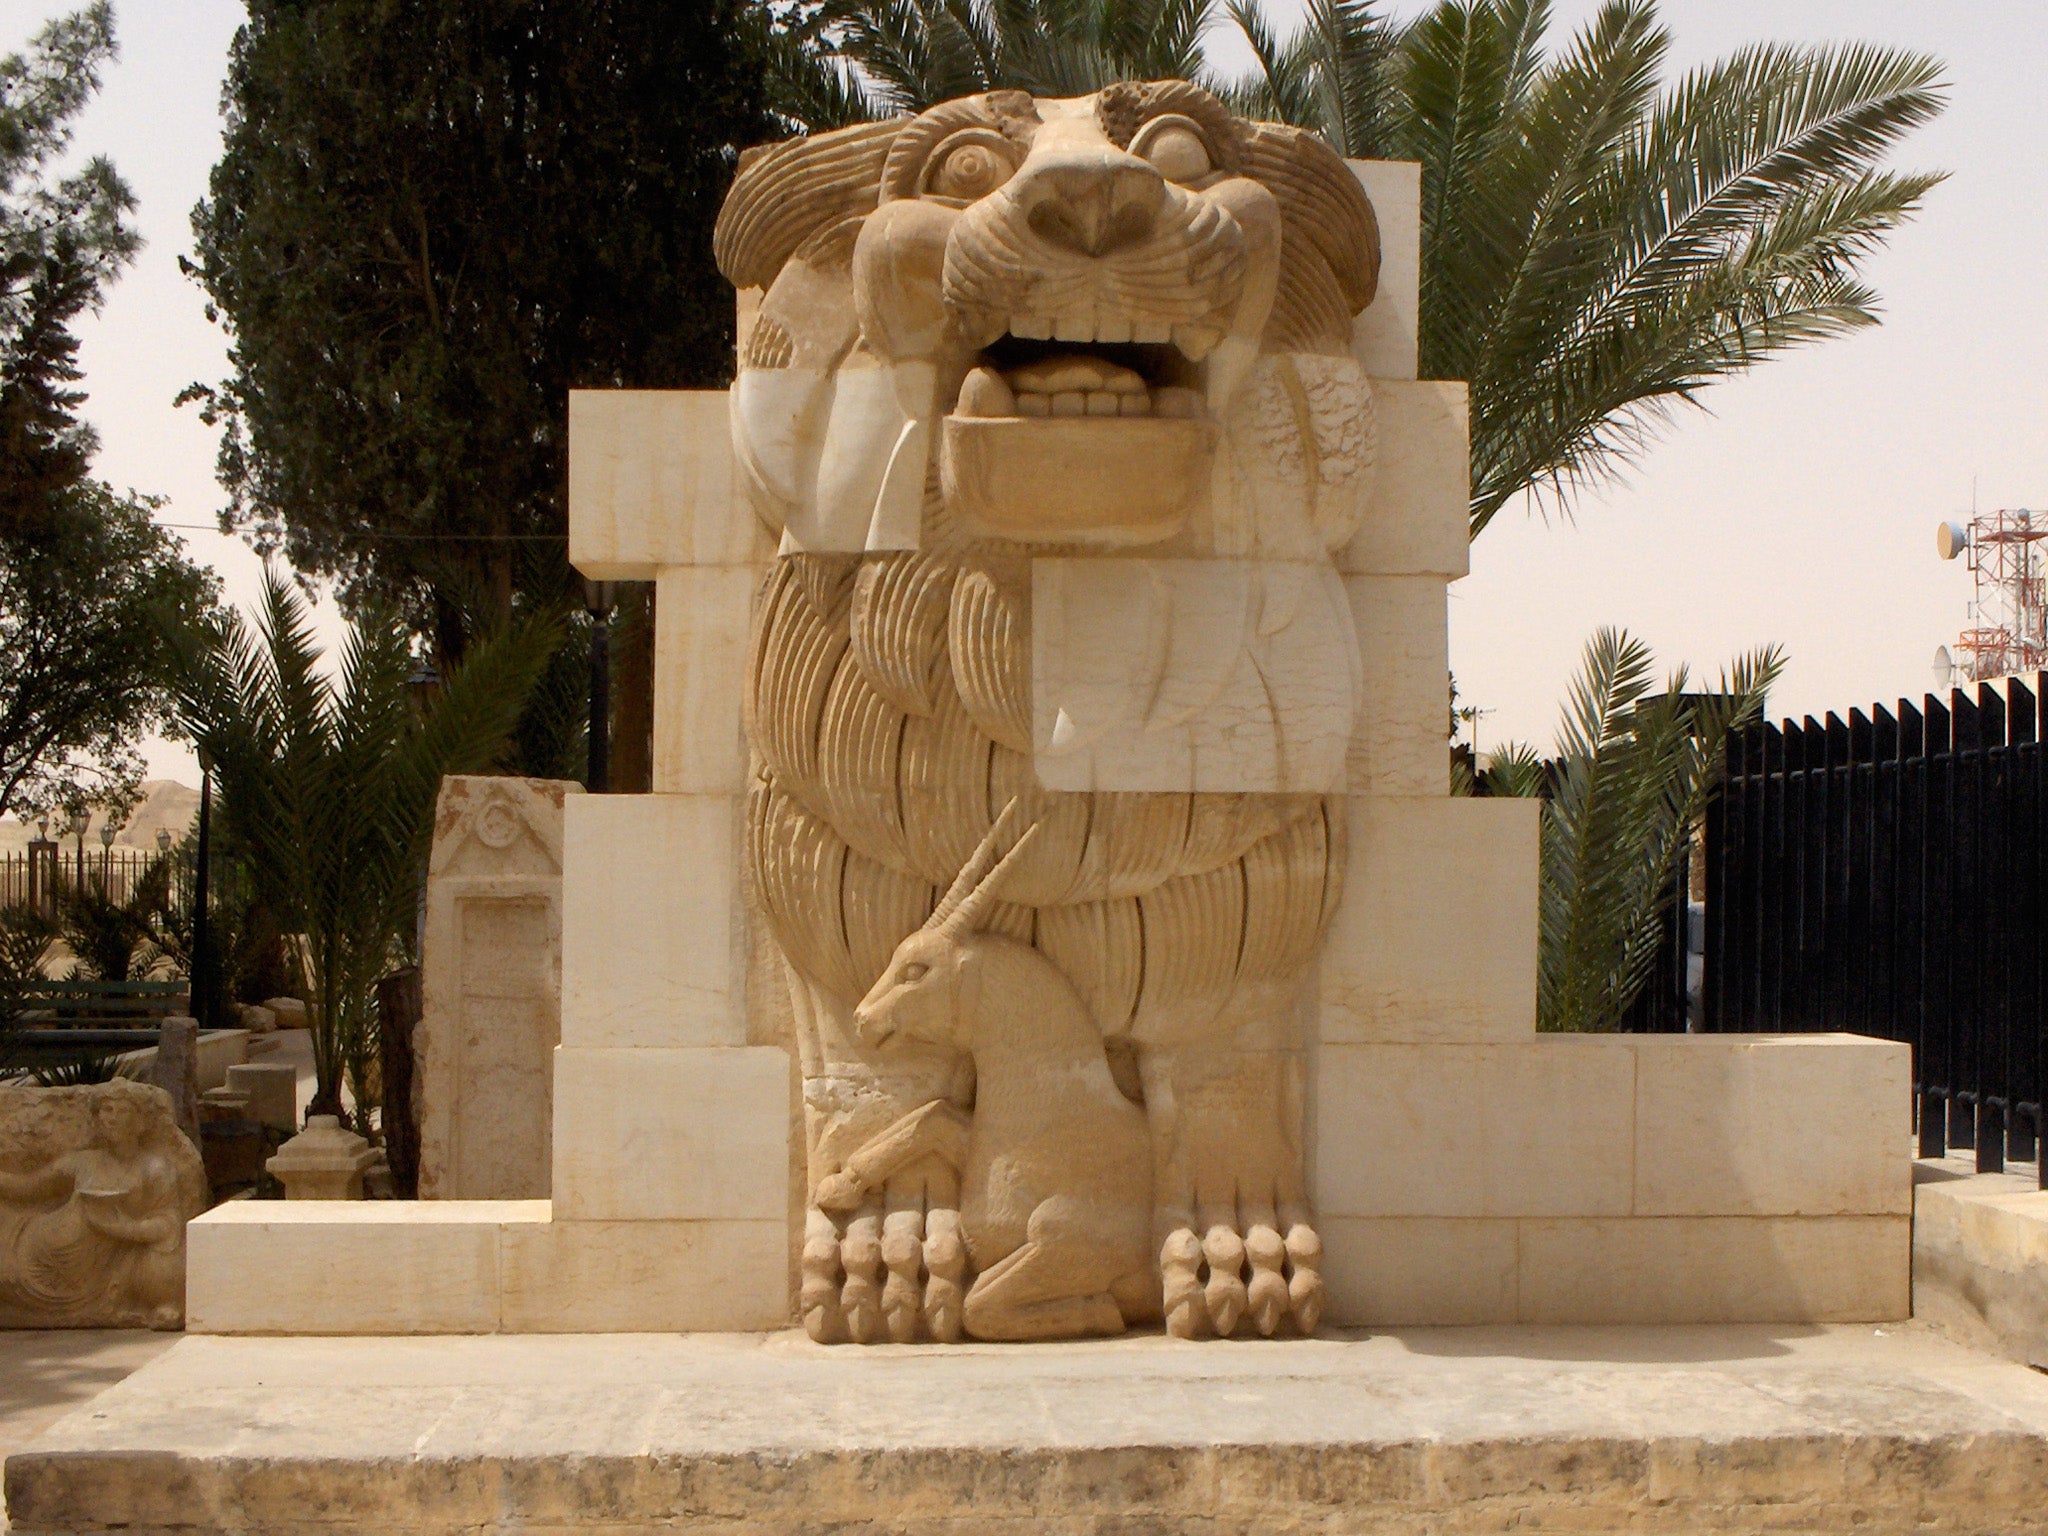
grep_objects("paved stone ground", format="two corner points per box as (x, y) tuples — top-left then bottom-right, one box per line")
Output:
(0, 1330), (179, 1533)
(12, 1321), (2048, 1534)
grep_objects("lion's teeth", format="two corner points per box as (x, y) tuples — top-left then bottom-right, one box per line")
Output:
(1049, 391), (1087, 417)
(1118, 393), (1151, 417)
(1132, 319), (1172, 344)
(955, 367), (1016, 419)
(1084, 391), (1121, 417)
(1172, 323), (1222, 361)
(1154, 387), (1203, 419)
(1016, 394), (1050, 417)
(1052, 315), (1094, 342)
(1094, 315), (1133, 343)
(1011, 314), (1052, 340)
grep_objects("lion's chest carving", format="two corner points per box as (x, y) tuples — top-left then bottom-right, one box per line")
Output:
(716, 81), (1382, 1345)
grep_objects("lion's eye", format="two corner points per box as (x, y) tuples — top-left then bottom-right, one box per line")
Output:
(1131, 116), (1213, 183)
(926, 134), (1015, 202)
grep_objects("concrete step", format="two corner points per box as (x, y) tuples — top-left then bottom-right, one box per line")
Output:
(10, 1324), (2048, 1533)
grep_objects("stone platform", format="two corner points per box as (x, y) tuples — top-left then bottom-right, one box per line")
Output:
(11, 1325), (2048, 1534)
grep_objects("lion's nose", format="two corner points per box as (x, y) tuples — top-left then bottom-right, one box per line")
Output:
(1013, 155), (1166, 257)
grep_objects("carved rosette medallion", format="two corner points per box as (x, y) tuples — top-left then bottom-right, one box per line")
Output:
(715, 81), (1381, 1342)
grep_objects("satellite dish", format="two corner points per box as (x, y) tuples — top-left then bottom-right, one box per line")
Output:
(1937, 520), (1969, 560)
(1933, 645), (1955, 687)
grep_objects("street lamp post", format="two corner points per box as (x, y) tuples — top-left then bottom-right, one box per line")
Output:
(192, 760), (214, 1030)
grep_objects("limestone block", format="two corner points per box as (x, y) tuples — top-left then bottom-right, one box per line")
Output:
(1321, 1216), (1516, 1326)
(1517, 1215), (1911, 1324)
(551, 1046), (791, 1222)
(1030, 558), (1358, 793)
(1338, 380), (1469, 579)
(1315, 1038), (1637, 1219)
(226, 1062), (298, 1135)
(1349, 160), (1420, 381)
(560, 793), (746, 1049)
(499, 1218), (789, 1331)
(417, 776), (578, 1200)
(267, 1116), (376, 1200)
(1343, 574), (1450, 796)
(0, 1080), (206, 1329)
(1320, 796), (1538, 1043)
(652, 565), (756, 795)
(568, 389), (771, 578)
(1633, 1033), (1913, 1217)
(184, 1200), (544, 1334)
(265, 996), (308, 1029)
(1913, 1165), (2048, 1364)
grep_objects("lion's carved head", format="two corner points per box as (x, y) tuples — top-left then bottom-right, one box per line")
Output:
(716, 83), (1382, 560)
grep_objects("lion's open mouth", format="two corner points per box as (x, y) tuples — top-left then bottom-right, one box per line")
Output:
(953, 325), (1214, 421)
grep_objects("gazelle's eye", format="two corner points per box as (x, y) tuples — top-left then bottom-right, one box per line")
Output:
(1130, 115), (1212, 183)
(924, 130), (1017, 202)
(899, 962), (929, 983)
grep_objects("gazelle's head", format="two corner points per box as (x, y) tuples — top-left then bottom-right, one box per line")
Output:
(854, 799), (1040, 1052)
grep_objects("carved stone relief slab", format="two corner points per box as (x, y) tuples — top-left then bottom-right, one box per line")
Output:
(715, 80), (1379, 1342)
(0, 1080), (207, 1329)
(1031, 557), (1360, 793)
(416, 775), (579, 1200)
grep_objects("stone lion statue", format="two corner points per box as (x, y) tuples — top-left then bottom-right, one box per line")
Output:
(715, 81), (1380, 1343)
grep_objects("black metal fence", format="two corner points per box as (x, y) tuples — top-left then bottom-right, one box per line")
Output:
(0, 846), (189, 915)
(1699, 673), (2047, 1183)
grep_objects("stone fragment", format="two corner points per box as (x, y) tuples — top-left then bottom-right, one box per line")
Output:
(148, 1015), (201, 1149)
(0, 1079), (206, 1327)
(236, 1003), (277, 1034)
(225, 1061), (299, 1135)
(266, 1116), (376, 1200)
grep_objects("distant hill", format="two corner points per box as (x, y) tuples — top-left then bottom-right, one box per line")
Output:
(0, 780), (202, 851)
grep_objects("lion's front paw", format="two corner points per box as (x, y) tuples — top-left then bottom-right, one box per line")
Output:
(1159, 1216), (1322, 1339)
(802, 1202), (968, 1344)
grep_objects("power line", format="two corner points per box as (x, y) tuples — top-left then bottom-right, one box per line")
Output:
(155, 521), (566, 543)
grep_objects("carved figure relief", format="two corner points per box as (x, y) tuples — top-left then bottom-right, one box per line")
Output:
(0, 1081), (208, 1329)
(715, 81), (1380, 1342)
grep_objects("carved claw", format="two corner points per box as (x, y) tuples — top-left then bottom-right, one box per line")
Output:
(1203, 1224), (1248, 1336)
(1161, 1227), (1208, 1340)
(801, 1208), (848, 1343)
(1245, 1223), (1290, 1337)
(1285, 1221), (1324, 1335)
(840, 1212), (885, 1343)
(881, 1209), (926, 1343)
(923, 1208), (967, 1342)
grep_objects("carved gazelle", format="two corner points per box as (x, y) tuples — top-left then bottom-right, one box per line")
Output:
(817, 801), (1158, 1342)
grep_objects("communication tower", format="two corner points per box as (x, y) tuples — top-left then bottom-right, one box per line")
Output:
(1935, 508), (2048, 683)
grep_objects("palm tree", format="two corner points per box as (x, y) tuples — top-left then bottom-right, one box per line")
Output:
(1490, 629), (1780, 1032)
(171, 569), (557, 1126)
(764, 0), (1944, 535)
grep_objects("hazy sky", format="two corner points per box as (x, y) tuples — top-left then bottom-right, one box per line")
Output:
(2, 0), (2040, 784)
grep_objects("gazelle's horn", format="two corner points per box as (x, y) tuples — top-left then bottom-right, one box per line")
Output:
(941, 821), (1042, 939)
(927, 796), (1025, 931)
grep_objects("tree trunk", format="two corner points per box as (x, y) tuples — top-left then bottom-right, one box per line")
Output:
(611, 581), (655, 793)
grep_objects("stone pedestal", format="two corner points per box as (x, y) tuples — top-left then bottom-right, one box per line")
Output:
(14, 1328), (2048, 1535)
(267, 1117), (376, 1201)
